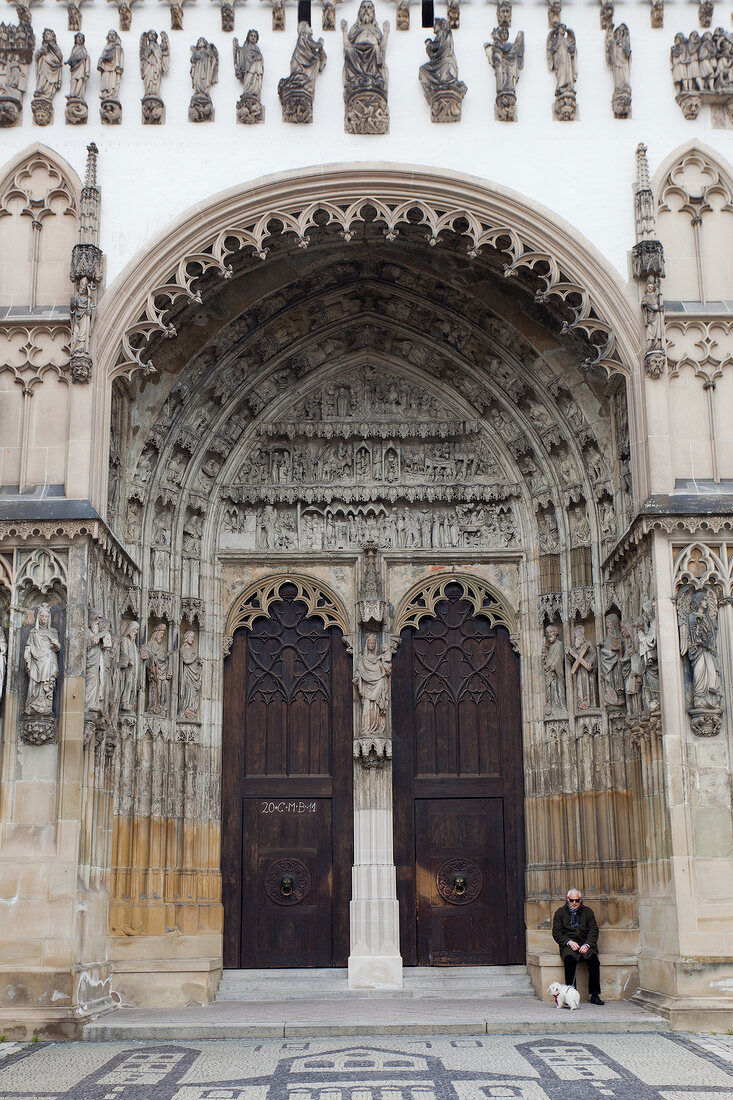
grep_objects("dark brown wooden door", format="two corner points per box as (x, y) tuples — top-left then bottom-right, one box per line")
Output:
(393, 582), (525, 965)
(222, 585), (352, 968)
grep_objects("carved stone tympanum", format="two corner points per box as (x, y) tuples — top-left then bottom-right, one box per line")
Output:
(234, 29), (264, 122)
(418, 18), (466, 123)
(98, 29), (124, 123)
(486, 26), (524, 120)
(278, 21), (326, 123)
(32, 28), (62, 125)
(342, 0), (390, 134)
(547, 22), (577, 120)
(189, 37), (218, 121)
(140, 29), (169, 123)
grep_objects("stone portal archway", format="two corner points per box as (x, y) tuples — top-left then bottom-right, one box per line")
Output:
(97, 165), (642, 1000)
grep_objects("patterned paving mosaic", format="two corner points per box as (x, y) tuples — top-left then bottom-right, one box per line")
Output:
(1, 1033), (733, 1100)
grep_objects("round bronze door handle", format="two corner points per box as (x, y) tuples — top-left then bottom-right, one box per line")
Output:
(436, 858), (483, 905)
(264, 858), (311, 906)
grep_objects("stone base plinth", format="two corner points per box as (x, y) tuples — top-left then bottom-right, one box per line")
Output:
(348, 953), (404, 989)
(633, 988), (733, 1031)
(111, 956), (222, 1007)
(527, 952), (639, 1002)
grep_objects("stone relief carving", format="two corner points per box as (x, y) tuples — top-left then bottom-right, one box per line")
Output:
(547, 22), (577, 120)
(542, 621), (567, 716)
(234, 29), (264, 122)
(605, 23), (631, 117)
(677, 584), (723, 736)
(567, 622), (598, 711)
(278, 21), (326, 123)
(140, 30), (169, 123)
(109, 0), (141, 32)
(671, 28), (733, 120)
(353, 631), (392, 763)
(189, 37), (218, 121)
(418, 18), (466, 123)
(0, 12), (34, 127)
(98, 29), (124, 123)
(65, 31), (90, 124)
(342, 0), (390, 134)
(141, 622), (172, 714)
(23, 602), (60, 744)
(486, 26), (524, 121)
(32, 28), (62, 125)
(263, 0), (286, 32)
(178, 629), (202, 719)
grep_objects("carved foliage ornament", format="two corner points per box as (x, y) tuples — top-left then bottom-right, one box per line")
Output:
(116, 195), (628, 380)
(224, 572), (350, 653)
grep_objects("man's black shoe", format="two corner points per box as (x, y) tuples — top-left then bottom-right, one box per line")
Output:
(590, 994), (605, 1005)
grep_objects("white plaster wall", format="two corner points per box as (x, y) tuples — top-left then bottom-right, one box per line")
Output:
(3, 0), (733, 283)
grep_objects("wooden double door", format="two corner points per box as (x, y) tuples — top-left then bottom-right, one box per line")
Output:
(393, 583), (525, 965)
(222, 585), (352, 968)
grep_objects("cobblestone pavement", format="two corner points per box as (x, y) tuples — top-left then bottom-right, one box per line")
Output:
(1, 1032), (733, 1099)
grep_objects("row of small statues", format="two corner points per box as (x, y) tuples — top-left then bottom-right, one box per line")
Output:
(541, 609), (660, 719)
(2, 1), (634, 128)
(671, 28), (733, 119)
(0, 604), (203, 746)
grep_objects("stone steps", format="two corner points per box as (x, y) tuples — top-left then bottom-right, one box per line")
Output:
(215, 966), (536, 1001)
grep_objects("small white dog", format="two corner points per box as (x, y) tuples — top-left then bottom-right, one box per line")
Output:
(548, 981), (580, 1010)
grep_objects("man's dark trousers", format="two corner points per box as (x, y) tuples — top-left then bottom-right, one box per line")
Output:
(552, 901), (602, 996)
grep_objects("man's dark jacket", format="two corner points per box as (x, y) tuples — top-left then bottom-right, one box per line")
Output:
(552, 903), (599, 961)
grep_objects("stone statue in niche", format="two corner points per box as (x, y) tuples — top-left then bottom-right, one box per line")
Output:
(641, 275), (666, 378)
(486, 26), (524, 121)
(32, 28), (63, 125)
(141, 623), (172, 714)
(542, 622), (567, 716)
(599, 611), (624, 707)
(117, 620), (141, 712)
(65, 31), (90, 123)
(98, 29), (124, 123)
(140, 29), (169, 123)
(0, 625), (6, 706)
(605, 23), (630, 117)
(546, 22), (577, 120)
(353, 632), (392, 762)
(23, 603), (60, 743)
(234, 29), (264, 122)
(189, 37), (218, 120)
(677, 585), (723, 736)
(341, 0), (390, 134)
(0, 11), (34, 127)
(85, 608), (112, 720)
(418, 18), (466, 122)
(278, 21), (326, 123)
(637, 600), (660, 714)
(621, 620), (643, 717)
(566, 623), (598, 711)
(69, 276), (95, 382)
(178, 630), (202, 719)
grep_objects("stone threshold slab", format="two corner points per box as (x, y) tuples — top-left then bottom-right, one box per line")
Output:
(83, 996), (669, 1041)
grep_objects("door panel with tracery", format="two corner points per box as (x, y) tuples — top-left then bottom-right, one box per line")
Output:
(222, 584), (352, 967)
(393, 581), (525, 965)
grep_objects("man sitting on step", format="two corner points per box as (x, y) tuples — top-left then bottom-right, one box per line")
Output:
(552, 888), (604, 1005)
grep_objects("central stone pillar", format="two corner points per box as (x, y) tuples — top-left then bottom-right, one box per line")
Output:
(348, 757), (403, 989)
(348, 546), (402, 989)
